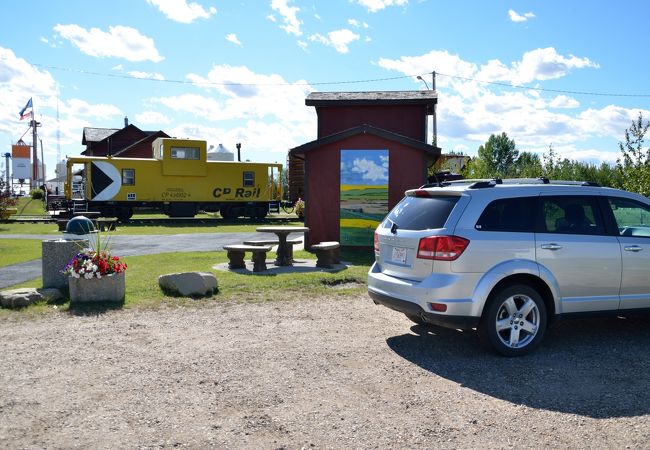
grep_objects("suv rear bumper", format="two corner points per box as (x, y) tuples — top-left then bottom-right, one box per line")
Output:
(368, 289), (479, 330)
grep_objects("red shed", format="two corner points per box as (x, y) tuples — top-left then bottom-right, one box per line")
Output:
(289, 91), (440, 248)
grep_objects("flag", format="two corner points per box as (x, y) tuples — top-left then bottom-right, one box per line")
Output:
(19, 98), (33, 121)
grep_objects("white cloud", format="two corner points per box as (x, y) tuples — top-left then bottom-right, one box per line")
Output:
(379, 47), (598, 87)
(54, 24), (164, 62)
(549, 95), (580, 109)
(271, 0), (302, 36)
(376, 47), (644, 162)
(512, 48), (598, 85)
(226, 33), (242, 46)
(145, 0), (217, 24)
(135, 111), (172, 125)
(0, 48), (58, 143)
(149, 65), (316, 155)
(128, 71), (165, 80)
(166, 119), (312, 159)
(351, 157), (388, 182)
(163, 65), (315, 123)
(356, 0), (408, 13)
(62, 99), (123, 120)
(378, 50), (477, 88)
(309, 29), (360, 54)
(508, 9), (535, 23)
(348, 19), (370, 28)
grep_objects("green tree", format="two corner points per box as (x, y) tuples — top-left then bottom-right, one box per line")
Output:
(617, 112), (650, 197)
(515, 152), (543, 178)
(463, 133), (518, 179)
(475, 132), (519, 178)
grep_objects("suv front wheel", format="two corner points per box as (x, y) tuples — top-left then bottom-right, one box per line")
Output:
(479, 283), (547, 356)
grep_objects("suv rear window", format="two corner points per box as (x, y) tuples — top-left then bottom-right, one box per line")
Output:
(384, 196), (459, 231)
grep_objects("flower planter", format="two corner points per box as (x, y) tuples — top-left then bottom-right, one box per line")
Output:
(69, 272), (125, 304)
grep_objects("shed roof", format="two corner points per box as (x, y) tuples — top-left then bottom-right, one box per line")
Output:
(306, 90), (437, 107)
(289, 123), (441, 158)
(82, 127), (120, 145)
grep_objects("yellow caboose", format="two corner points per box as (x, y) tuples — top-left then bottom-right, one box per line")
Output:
(64, 138), (282, 220)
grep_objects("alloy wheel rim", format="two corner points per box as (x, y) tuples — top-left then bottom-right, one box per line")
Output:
(495, 294), (540, 349)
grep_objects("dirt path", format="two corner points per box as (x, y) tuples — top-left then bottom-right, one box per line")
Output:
(1, 294), (649, 449)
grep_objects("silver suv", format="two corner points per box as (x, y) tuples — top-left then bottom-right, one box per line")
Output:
(368, 178), (650, 356)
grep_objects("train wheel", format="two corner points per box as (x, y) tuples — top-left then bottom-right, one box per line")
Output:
(117, 206), (133, 222)
(220, 206), (236, 220)
(253, 206), (267, 220)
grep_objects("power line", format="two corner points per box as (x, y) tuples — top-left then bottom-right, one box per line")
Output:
(14, 59), (650, 98)
(29, 62), (414, 87)
(434, 71), (650, 98)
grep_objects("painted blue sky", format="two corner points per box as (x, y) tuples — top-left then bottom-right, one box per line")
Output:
(341, 149), (388, 185)
(2, 0), (650, 180)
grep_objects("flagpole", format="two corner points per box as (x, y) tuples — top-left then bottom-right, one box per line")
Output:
(31, 101), (38, 187)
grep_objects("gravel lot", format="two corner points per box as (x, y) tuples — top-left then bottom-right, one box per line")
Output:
(1, 294), (649, 449)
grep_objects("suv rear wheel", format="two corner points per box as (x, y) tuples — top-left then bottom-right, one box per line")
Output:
(479, 283), (547, 356)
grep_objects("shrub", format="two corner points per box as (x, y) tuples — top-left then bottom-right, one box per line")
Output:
(30, 188), (44, 200)
(0, 180), (18, 219)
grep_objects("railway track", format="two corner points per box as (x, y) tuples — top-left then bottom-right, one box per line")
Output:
(7, 215), (300, 225)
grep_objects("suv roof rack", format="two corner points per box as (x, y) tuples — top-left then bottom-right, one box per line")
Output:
(419, 177), (601, 190)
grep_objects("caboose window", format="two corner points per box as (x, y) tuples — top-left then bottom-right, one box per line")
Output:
(243, 171), (255, 187)
(122, 169), (135, 185)
(170, 146), (200, 160)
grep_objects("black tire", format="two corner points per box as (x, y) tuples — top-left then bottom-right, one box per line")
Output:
(478, 283), (547, 357)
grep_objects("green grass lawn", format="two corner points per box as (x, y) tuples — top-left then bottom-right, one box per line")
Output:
(0, 217), (303, 236)
(0, 249), (373, 317)
(15, 197), (47, 215)
(0, 239), (43, 266)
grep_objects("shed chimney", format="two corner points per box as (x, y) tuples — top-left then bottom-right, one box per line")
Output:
(124, 116), (129, 127)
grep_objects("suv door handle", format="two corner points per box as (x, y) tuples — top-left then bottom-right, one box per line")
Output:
(541, 243), (563, 250)
(624, 245), (643, 252)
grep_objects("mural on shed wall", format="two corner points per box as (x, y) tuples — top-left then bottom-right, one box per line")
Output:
(340, 149), (389, 246)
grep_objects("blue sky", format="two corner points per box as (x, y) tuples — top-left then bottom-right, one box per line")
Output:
(1, 0), (650, 180)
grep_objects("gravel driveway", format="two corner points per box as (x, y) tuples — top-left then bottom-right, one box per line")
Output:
(1, 294), (649, 449)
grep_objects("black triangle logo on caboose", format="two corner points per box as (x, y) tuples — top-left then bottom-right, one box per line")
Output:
(91, 162), (114, 198)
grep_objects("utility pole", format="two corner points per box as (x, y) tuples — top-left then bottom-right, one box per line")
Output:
(432, 71), (437, 148)
(2, 153), (10, 190)
(29, 100), (41, 188)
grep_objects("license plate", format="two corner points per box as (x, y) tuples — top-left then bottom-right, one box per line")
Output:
(391, 246), (407, 264)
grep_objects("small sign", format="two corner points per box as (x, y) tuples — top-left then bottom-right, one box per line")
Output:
(127, 193), (136, 200)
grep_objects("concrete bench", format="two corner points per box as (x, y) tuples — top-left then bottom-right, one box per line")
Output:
(96, 218), (118, 232)
(223, 244), (272, 272)
(242, 238), (302, 262)
(311, 241), (341, 268)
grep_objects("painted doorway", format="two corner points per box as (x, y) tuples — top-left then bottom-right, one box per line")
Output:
(340, 149), (389, 246)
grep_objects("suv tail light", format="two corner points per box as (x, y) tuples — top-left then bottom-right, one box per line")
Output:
(374, 231), (379, 252)
(417, 235), (469, 261)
